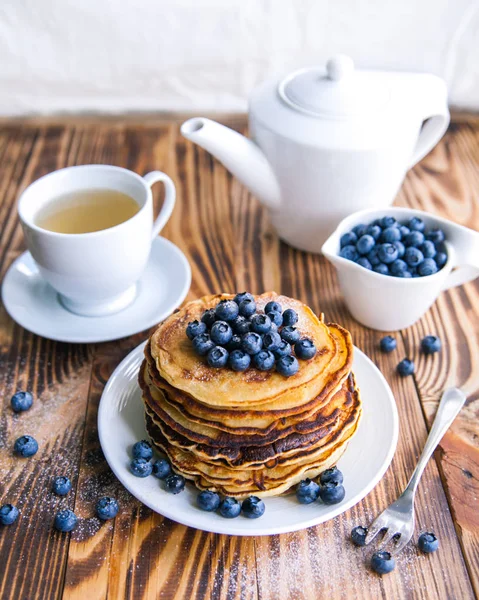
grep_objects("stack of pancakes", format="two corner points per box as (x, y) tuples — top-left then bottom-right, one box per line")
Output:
(139, 293), (362, 499)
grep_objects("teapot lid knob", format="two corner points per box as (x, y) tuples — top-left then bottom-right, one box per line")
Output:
(326, 55), (354, 81)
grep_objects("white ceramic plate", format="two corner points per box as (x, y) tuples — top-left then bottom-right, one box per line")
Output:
(1, 237), (191, 344)
(98, 341), (398, 536)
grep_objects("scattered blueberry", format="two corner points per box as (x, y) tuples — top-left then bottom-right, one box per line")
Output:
(282, 309), (299, 327)
(250, 313), (272, 334)
(14, 435), (38, 457)
(418, 258), (438, 276)
(226, 334), (242, 352)
(378, 243), (398, 264)
(238, 298), (256, 318)
(351, 525), (368, 546)
(352, 223), (368, 237)
(207, 346), (229, 368)
(262, 331), (282, 352)
(152, 458), (171, 479)
(357, 234), (375, 255)
(373, 263), (389, 275)
(280, 326), (301, 345)
(197, 490), (221, 512)
(380, 216), (397, 229)
(404, 246), (424, 267)
(418, 532), (439, 553)
(404, 231), (425, 247)
(390, 259), (408, 277)
(130, 458), (152, 478)
(267, 310), (283, 327)
(242, 496), (265, 519)
(186, 320), (207, 340)
(241, 332), (263, 355)
(319, 466), (343, 486)
(132, 440), (153, 460)
(273, 340), (292, 359)
(426, 228), (445, 244)
(380, 227), (401, 243)
(0, 504), (19, 525)
(201, 309), (217, 329)
(340, 245), (359, 261)
(371, 551), (395, 575)
(380, 335), (397, 353)
(318, 481), (345, 505)
(294, 338), (317, 360)
(296, 479), (320, 504)
(408, 217), (425, 232)
(96, 497), (119, 520)
(340, 231), (358, 247)
(165, 474), (186, 494)
(52, 476), (72, 496)
(265, 301), (282, 314)
(228, 349), (251, 371)
(356, 257), (372, 270)
(397, 358), (415, 377)
(420, 240), (436, 258)
(10, 391), (33, 413)
(253, 350), (276, 371)
(54, 509), (78, 532)
(192, 333), (215, 357)
(215, 300), (239, 322)
(219, 497), (241, 518)
(210, 321), (233, 346)
(233, 292), (254, 305)
(276, 355), (299, 377)
(421, 335), (441, 355)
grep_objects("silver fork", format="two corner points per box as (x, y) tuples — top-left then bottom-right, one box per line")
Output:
(364, 387), (466, 554)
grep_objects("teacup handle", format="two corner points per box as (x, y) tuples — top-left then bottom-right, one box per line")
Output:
(441, 226), (479, 291)
(143, 171), (176, 240)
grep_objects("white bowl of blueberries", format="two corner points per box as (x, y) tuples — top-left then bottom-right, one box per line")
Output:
(322, 207), (479, 331)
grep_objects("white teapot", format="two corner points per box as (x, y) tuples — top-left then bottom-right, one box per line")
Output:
(181, 55), (449, 253)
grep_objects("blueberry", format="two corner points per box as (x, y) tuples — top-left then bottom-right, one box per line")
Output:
(265, 301), (282, 314)
(165, 473), (186, 494)
(404, 246), (424, 267)
(418, 258), (438, 276)
(54, 509), (77, 532)
(0, 504), (19, 525)
(420, 241), (436, 259)
(192, 333), (215, 357)
(294, 338), (317, 360)
(404, 231), (425, 247)
(426, 228), (445, 244)
(197, 490), (221, 512)
(421, 335), (441, 355)
(380, 335), (396, 353)
(273, 340), (292, 359)
(397, 358), (414, 377)
(267, 310), (283, 327)
(356, 234), (375, 255)
(132, 440), (153, 460)
(371, 551), (395, 575)
(262, 331), (282, 352)
(11, 391), (33, 413)
(219, 497), (241, 518)
(228, 349), (251, 371)
(234, 317), (251, 335)
(14, 435), (38, 457)
(351, 525), (368, 546)
(418, 532), (439, 553)
(281, 326), (301, 345)
(210, 321), (233, 346)
(398, 270), (412, 278)
(201, 309), (216, 329)
(377, 244), (398, 264)
(241, 332), (263, 355)
(435, 251), (447, 268)
(96, 497), (119, 520)
(392, 240), (405, 258)
(250, 313), (272, 334)
(233, 292), (254, 305)
(130, 457), (152, 478)
(408, 217), (425, 232)
(238, 298), (256, 318)
(242, 496), (265, 519)
(319, 466), (343, 485)
(380, 227), (401, 243)
(366, 224), (382, 240)
(356, 257), (372, 270)
(282, 309), (298, 327)
(399, 225), (410, 238)
(186, 320), (207, 340)
(367, 247), (381, 266)
(352, 224), (368, 238)
(373, 263), (389, 275)
(339, 245), (359, 261)
(253, 350), (275, 371)
(276, 355), (299, 377)
(226, 334), (242, 352)
(295, 479), (321, 504)
(340, 231), (358, 248)
(390, 259), (408, 277)
(152, 458), (171, 479)
(215, 299), (239, 322)
(319, 481), (345, 505)
(269, 322), (278, 333)
(379, 216), (397, 229)
(207, 346), (229, 368)
(52, 476), (72, 496)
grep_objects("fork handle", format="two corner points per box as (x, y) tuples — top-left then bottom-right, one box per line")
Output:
(405, 387), (466, 496)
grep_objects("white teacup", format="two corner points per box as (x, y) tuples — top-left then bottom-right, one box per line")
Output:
(322, 207), (479, 331)
(18, 165), (176, 317)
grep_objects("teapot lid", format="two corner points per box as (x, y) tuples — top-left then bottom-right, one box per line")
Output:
(278, 55), (389, 118)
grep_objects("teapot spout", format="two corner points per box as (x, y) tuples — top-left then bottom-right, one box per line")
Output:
(181, 118), (281, 210)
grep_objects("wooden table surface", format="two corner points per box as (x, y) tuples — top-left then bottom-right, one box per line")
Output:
(0, 116), (478, 600)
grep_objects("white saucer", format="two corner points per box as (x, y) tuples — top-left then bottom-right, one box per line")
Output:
(1, 237), (191, 344)
(98, 342), (399, 536)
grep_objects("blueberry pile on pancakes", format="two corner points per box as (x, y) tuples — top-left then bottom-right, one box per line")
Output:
(139, 293), (362, 499)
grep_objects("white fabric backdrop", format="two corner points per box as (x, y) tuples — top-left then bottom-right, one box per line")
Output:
(0, 0), (478, 115)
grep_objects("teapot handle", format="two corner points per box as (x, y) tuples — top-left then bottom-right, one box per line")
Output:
(409, 75), (450, 168)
